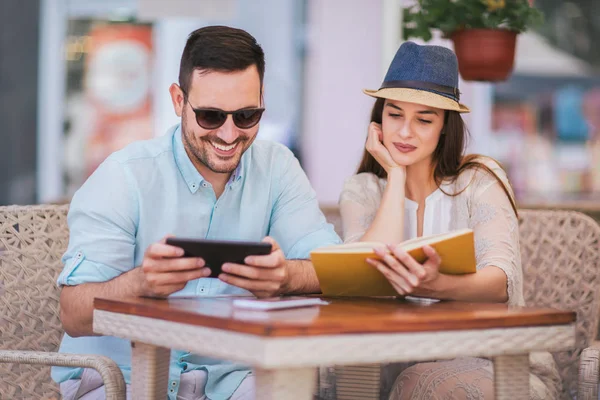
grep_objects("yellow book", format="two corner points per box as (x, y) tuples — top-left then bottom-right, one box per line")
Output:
(310, 229), (476, 297)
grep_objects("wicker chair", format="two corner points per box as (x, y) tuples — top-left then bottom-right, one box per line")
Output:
(0, 204), (126, 400)
(320, 208), (600, 400)
(520, 210), (600, 400)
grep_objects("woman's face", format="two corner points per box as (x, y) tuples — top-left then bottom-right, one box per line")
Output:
(381, 99), (445, 167)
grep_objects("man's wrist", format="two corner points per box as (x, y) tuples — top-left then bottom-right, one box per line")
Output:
(279, 262), (294, 295)
(127, 267), (148, 297)
(279, 259), (316, 295)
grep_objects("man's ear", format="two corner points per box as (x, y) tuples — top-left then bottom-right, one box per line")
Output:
(169, 83), (185, 117)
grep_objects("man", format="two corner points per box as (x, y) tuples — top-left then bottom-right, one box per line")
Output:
(53, 25), (340, 400)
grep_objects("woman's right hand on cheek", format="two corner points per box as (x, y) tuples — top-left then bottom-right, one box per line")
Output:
(366, 122), (405, 177)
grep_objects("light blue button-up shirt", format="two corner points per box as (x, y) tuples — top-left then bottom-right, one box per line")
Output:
(52, 125), (341, 400)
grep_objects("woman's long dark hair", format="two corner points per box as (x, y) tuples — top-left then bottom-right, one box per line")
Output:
(356, 98), (518, 216)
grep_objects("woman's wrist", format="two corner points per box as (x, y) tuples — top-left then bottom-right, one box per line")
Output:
(414, 273), (453, 299)
(387, 167), (406, 182)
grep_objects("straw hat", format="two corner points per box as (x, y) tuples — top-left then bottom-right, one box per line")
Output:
(364, 41), (470, 113)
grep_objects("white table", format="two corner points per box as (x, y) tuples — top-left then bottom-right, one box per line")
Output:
(93, 296), (576, 400)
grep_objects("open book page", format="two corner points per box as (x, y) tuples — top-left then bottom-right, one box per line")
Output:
(399, 229), (472, 251)
(314, 241), (382, 252)
(314, 229), (473, 253)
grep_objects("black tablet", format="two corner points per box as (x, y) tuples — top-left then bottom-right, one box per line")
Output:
(165, 238), (272, 278)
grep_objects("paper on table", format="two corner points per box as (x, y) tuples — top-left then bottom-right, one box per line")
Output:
(232, 296), (329, 311)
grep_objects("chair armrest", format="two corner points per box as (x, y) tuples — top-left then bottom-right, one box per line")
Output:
(0, 350), (126, 400)
(578, 341), (600, 400)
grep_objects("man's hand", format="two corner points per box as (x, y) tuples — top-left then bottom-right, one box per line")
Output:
(59, 236), (211, 337)
(218, 237), (288, 298)
(137, 236), (211, 297)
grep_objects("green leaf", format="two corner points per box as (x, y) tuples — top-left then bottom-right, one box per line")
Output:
(400, 0), (544, 37)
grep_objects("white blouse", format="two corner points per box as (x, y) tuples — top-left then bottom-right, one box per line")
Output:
(338, 157), (524, 306)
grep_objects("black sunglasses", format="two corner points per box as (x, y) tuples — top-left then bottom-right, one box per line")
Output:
(190, 106), (265, 130)
(180, 88), (264, 130)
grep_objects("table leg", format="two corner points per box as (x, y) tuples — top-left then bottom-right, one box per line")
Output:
(254, 367), (317, 400)
(493, 354), (529, 400)
(131, 342), (170, 400)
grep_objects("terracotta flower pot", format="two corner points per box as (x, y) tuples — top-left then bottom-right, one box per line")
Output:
(450, 29), (518, 82)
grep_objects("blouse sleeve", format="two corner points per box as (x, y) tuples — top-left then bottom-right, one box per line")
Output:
(338, 173), (383, 243)
(467, 158), (525, 306)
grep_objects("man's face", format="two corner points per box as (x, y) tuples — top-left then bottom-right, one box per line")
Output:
(171, 65), (262, 175)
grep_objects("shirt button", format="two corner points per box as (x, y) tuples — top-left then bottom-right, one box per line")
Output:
(170, 389), (175, 393)
(202, 183), (208, 187)
(171, 381), (177, 386)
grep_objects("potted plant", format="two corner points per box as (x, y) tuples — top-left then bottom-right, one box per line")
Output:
(402, 0), (543, 82)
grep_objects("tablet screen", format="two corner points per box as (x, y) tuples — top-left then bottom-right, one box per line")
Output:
(165, 238), (272, 278)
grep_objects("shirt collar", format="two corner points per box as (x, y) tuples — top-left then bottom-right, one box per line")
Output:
(172, 124), (245, 194)
(228, 163), (243, 186)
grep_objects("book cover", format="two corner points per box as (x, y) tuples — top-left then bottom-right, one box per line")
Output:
(310, 229), (476, 297)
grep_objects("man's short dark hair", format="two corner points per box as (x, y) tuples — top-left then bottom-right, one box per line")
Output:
(178, 25), (265, 95)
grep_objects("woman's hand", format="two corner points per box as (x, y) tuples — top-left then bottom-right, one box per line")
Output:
(367, 244), (442, 296)
(366, 122), (405, 177)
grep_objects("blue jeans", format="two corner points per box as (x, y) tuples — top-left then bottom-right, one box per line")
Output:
(60, 368), (255, 400)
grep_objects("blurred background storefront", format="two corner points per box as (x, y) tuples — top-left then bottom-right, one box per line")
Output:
(490, 0), (600, 206)
(1, 0), (599, 216)
(36, 0), (309, 202)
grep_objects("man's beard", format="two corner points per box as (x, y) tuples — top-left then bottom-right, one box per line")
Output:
(181, 116), (253, 174)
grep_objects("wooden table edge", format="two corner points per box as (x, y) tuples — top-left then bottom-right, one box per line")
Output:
(93, 310), (577, 369)
(94, 297), (576, 337)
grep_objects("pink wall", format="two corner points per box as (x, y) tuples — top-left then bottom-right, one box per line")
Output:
(302, 0), (383, 206)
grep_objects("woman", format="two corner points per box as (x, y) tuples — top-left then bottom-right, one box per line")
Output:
(338, 42), (561, 399)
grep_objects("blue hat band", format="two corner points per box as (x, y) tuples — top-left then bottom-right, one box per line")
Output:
(379, 80), (460, 102)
